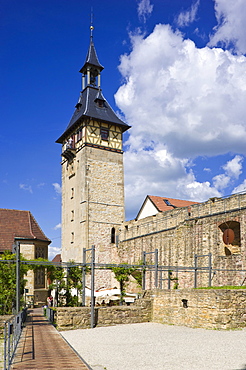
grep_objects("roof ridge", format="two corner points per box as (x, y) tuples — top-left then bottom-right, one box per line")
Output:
(28, 211), (36, 239)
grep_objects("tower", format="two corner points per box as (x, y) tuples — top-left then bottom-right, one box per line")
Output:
(56, 26), (130, 265)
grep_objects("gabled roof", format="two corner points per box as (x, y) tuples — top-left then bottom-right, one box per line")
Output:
(52, 254), (62, 263)
(148, 195), (198, 212)
(0, 209), (51, 253)
(56, 86), (130, 143)
(136, 195), (198, 220)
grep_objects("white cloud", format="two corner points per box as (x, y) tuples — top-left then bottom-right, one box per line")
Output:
(232, 179), (246, 194)
(19, 183), (33, 194)
(212, 155), (243, 190)
(53, 223), (61, 230)
(177, 0), (200, 27)
(222, 154), (243, 179)
(37, 182), (45, 188)
(116, 24), (246, 160)
(115, 24), (246, 219)
(48, 246), (61, 261)
(212, 174), (230, 190)
(137, 0), (154, 23)
(209, 0), (246, 54)
(52, 183), (62, 195)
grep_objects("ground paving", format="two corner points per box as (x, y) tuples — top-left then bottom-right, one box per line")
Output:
(10, 308), (90, 370)
(62, 322), (246, 370)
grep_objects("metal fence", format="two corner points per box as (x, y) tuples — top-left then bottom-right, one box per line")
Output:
(45, 307), (55, 323)
(4, 308), (27, 370)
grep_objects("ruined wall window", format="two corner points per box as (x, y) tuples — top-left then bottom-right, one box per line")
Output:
(71, 210), (74, 222)
(100, 128), (109, 140)
(111, 227), (116, 243)
(219, 221), (241, 255)
(71, 232), (74, 244)
(71, 188), (74, 199)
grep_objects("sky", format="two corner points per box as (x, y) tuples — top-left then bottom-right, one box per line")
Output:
(1, 0), (246, 260)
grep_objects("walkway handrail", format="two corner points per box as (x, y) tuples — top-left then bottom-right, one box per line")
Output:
(4, 308), (27, 370)
(45, 307), (55, 323)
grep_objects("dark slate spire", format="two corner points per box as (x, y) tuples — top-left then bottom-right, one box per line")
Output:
(56, 26), (130, 144)
(80, 26), (104, 74)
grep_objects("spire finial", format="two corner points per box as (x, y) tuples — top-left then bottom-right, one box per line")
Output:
(90, 8), (94, 39)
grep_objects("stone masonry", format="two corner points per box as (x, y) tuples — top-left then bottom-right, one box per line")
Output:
(116, 193), (246, 289)
(55, 289), (246, 331)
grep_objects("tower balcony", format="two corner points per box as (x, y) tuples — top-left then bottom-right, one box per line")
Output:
(61, 144), (76, 162)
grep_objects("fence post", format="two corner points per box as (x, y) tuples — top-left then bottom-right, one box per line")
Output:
(194, 254), (197, 288)
(91, 245), (95, 329)
(82, 248), (86, 306)
(142, 251), (146, 290)
(15, 241), (20, 313)
(4, 322), (7, 370)
(155, 249), (158, 288)
(208, 252), (212, 287)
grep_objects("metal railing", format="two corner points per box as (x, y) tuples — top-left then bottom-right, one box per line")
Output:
(45, 307), (55, 323)
(4, 308), (27, 370)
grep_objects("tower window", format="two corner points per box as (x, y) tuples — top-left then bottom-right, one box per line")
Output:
(76, 128), (82, 142)
(101, 128), (109, 140)
(111, 227), (116, 243)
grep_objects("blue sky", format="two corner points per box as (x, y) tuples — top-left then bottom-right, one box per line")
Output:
(1, 0), (246, 259)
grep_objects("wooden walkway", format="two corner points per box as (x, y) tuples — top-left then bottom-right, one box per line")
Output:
(11, 308), (91, 370)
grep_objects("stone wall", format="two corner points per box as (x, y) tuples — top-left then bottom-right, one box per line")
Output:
(56, 299), (152, 330)
(117, 193), (246, 289)
(149, 289), (246, 330)
(56, 289), (246, 331)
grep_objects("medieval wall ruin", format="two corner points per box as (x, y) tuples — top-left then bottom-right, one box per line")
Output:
(117, 192), (246, 289)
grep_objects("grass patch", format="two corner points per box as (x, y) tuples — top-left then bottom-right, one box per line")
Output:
(196, 286), (246, 290)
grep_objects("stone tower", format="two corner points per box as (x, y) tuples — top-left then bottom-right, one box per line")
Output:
(56, 26), (130, 264)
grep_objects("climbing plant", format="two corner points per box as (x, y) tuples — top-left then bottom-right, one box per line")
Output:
(111, 264), (135, 304)
(0, 251), (29, 314)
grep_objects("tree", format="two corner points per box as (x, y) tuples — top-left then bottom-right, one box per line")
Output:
(66, 263), (83, 306)
(0, 251), (29, 314)
(48, 266), (66, 306)
(111, 265), (135, 304)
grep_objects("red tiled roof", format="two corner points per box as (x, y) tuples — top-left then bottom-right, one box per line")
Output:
(52, 254), (62, 263)
(148, 195), (198, 212)
(0, 209), (50, 253)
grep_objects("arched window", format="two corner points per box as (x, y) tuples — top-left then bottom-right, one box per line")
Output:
(111, 227), (116, 244)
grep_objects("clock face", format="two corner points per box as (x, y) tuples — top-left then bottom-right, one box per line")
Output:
(223, 228), (234, 245)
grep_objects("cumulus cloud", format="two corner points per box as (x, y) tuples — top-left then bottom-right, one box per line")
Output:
(137, 0), (154, 23)
(177, 0), (200, 27)
(209, 0), (246, 54)
(232, 179), (246, 194)
(116, 24), (246, 160)
(19, 183), (33, 194)
(52, 183), (62, 195)
(222, 155), (243, 178)
(212, 155), (243, 190)
(115, 24), (246, 219)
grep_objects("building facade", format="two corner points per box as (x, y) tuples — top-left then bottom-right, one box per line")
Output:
(0, 209), (51, 305)
(56, 27), (130, 275)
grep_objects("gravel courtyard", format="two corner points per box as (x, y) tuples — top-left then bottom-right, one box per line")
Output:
(62, 322), (246, 370)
